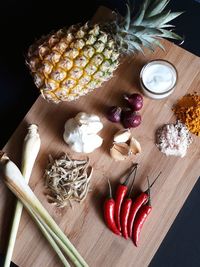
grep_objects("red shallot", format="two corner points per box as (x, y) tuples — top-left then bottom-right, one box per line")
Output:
(122, 109), (142, 128)
(107, 106), (122, 123)
(124, 93), (143, 111)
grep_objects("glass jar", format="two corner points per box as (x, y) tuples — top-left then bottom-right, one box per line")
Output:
(139, 59), (178, 99)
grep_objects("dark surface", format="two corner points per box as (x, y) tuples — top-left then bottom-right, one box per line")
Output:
(0, 1), (199, 267)
(0, 253), (17, 267)
(149, 176), (200, 267)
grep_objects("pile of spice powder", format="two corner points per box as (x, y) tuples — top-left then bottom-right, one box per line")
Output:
(173, 93), (200, 136)
(156, 121), (192, 157)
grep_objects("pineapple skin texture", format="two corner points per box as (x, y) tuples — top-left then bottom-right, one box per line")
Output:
(27, 23), (119, 103)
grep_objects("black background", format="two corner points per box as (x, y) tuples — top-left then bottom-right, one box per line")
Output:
(0, 1), (200, 266)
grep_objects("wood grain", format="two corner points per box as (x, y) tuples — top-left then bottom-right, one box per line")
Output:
(0, 6), (200, 267)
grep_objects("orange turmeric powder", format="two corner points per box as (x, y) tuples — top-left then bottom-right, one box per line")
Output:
(173, 93), (200, 136)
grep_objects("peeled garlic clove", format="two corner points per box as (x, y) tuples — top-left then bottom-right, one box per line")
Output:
(113, 129), (131, 143)
(130, 137), (141, 155)
(110, 143), (130, 161)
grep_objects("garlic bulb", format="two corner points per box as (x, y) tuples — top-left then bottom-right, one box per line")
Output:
(63, 112), (103, 153)
(74, 113), (103, 134)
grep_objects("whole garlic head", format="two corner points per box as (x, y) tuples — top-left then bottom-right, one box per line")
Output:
(63, 112), (103, 153)
(74, 112), (103, 134)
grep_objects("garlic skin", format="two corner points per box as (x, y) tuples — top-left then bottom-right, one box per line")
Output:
(110, 143), (130, 161)
(63, 112), (103, 153)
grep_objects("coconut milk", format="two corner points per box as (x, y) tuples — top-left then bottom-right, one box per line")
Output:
(140, 60), (177, 99)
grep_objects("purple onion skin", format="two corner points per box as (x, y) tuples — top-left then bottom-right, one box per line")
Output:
(107, 106), (122, 123)
(124, 93), (143, 111)
(122, 109), (142, 128)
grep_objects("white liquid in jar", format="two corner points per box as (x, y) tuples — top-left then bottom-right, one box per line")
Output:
(140, 60), (177, 99)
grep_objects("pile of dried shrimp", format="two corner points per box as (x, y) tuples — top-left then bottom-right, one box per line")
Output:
(44, 153), (93, 207)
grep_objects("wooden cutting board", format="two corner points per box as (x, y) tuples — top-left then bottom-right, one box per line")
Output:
(0, 6), (200, 267)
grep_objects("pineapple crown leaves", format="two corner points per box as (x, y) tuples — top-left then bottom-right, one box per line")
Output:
(114, 0), (184, 54)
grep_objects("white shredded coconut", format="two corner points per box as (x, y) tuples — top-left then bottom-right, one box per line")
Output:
(156, 121), (192, 157)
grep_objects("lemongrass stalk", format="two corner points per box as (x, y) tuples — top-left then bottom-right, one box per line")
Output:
(7, 176), (82, 267)
(4, 125), (70, 267)
(21, 124), (41, 181)
(12, 189), (76, 267)
(25, 202), (72, 266)
(0, 153), (89, 267)
(27, 203), (71, 267)
(4, 124), (41, 267)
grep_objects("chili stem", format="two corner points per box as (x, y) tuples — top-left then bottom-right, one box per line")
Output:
(123, 163), (138, 186)
(147, 176), (151, 206)
(149, 171), (162, 189)
(128, 165), (138, 198)
(107, 179), (112, 198)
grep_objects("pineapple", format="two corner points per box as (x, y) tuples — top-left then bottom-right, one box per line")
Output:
(26, 0), (182, 103)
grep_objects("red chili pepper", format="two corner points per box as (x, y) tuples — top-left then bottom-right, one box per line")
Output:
(104, 180), (121, 235)
(114, 164), (138, 231)
(127, 172), (161, 238)
(121, 165), (138, 239)
(132, 176), (152, 246)
(133, 204), (152, 246)
(127, 192), (148, 238)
